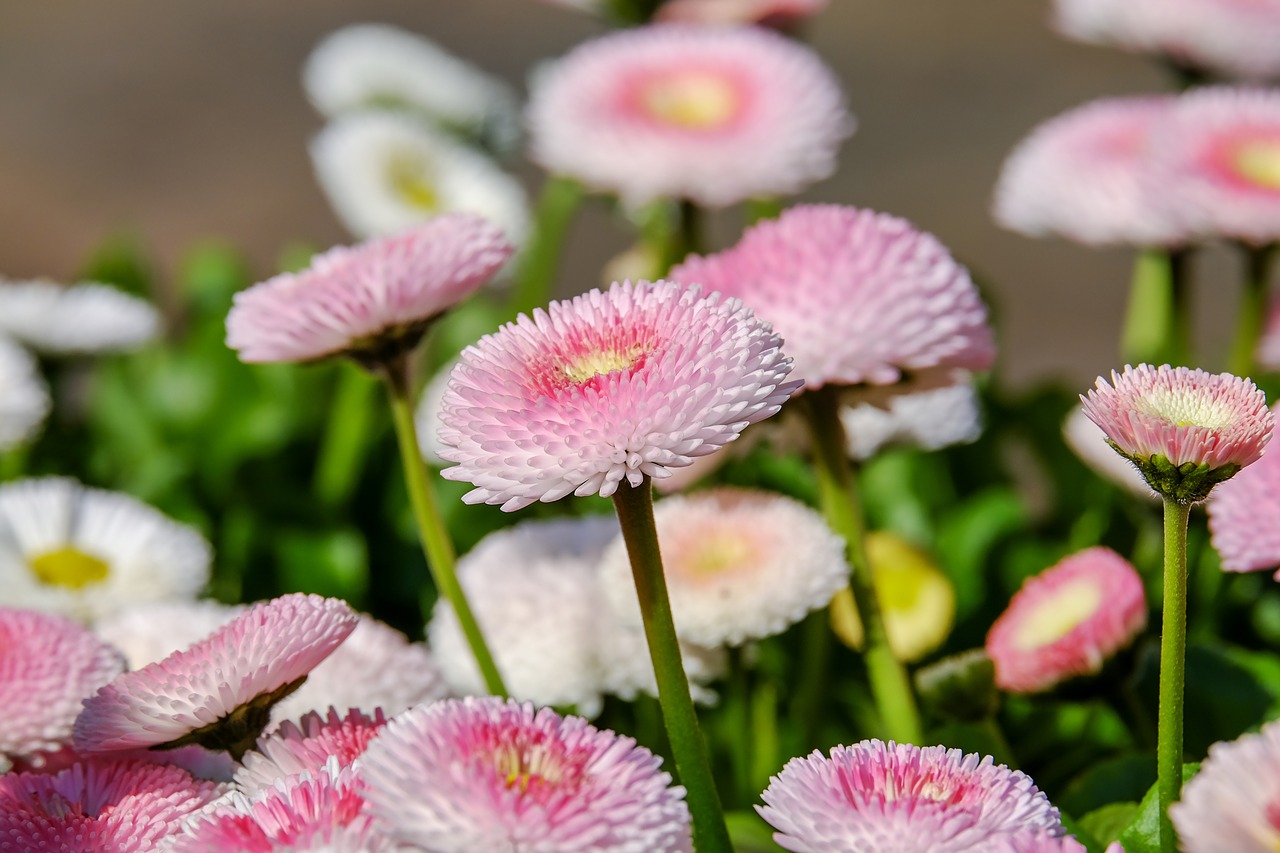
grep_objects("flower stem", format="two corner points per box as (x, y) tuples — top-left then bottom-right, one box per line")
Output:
(1157, 497), (1191, 853)
(612, 479), (732, 853)
(314, 362), (379, 508)
(799, 387), (924, 745)
(381, 359), (507, 697)
(509, 176), (583, 319)
(1227, 242), (1275, 379)
(1121, 248), (1188, 367)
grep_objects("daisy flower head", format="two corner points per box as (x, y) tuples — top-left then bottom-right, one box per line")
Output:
(1208, 415), (1280, 574)
(0, 335), (48, 451)
(758, 740), (1065, 852)
(74, 593), (358, 761)
(598, 488), (848, 647)
(236, 708), (388, 797)
(0, 477), (211, 624)
(992, 96), (1187, 247)
(526, 24), (851, 208)
(986, 547), (1147, 694)
(311, 112), (529, 246)
(670, 205), (995, 390)
(0, 607), (124, 767)
(225, 213), (513, 366)
(655, 0), (829, 26)
(1080, 364), (1273, 503)
(360, 697), (693, 852)
(840, 370), (984, 460)
(437, 279), (799, 511)
(0, 277), (160, 355)
(1171, 718), (1280, 853)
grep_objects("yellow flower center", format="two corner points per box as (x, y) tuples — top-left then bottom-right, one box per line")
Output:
(388, 156), (441, 212)
(641, 72), (740, 130)
(28, 546), (110, 589)
(684, 532), (753, 576)
(1233, 140), (1280, 190)
(1138, 389), (1235, 430)
(1013, 578), (1100, 650)
(492, 744), (562, 793)
(561, 346), (646, 384)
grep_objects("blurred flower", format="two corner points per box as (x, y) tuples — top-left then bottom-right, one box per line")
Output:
(311, 112), (529, 247)
(992, 96), (1186, 247)
(74, 594), (357, 758)
(0, 607), (124, 768)
(758, 740), (1065, 851)
(656, 0), (829, 26)
(0, 336), (48, 451)
(304, 22), (520, 155)
(841, 370), (984, 459)
(360, 697), (693, 851)
(1053, 0), (1280, 81)
(671, 204), (995, 389)
(1208, 414), (1280, 574)
(0, 278), (160, 355)
(595, 620), (726, 707)
(986, 547), (1147, 694)
(1081, 364), (1273, 503)
(1258, 294), (1280, 371)
(226, 214), (512, 365)
(92, 599), (242, 669)
(437, 280), (799, 511)
(0, 757), (224, 853)
(599, 488), (848, 646)
(1062, 407), (1156, 499)
(414, 355), (456, 466)
(830, 532), (956, 663)
(526, 25), (851, 207)
(236, 708), (387, 797)
(0, 477), (211, 623)
(1171, 718), (1280, 852)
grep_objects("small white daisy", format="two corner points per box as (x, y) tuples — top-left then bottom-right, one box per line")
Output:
(0, 278), (160, 355)
(0, 478), (212, 623)
(0, 336), (49, 451)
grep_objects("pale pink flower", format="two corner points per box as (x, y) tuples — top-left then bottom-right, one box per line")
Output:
(74, 594), (358, 758)
(758, 740), (1065, 852)
(0, 757), (224, 852)
(0, 607), (124, 768)
(671, 205), (995, 389)
(1081, 364), (1273, 502)
(655, 0), (828, 26)
(226, 213), (512, 364)
(986, 547), (1147, 694)
(1062, 407), (1157, 499)
(1208, 412), (1280, 574)
(526, 24), (851, 207)
(237, 708), (388, 796)
(360, 697), (693, 851)
(993, 96), (1187, 247)
(1171, 718), (1280, 852)
(437, 279), (799, 511)
(1258, 294), (1280, 371)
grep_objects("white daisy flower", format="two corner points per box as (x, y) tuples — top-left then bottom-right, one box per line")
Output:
(0, 278), (160, 355)
(0, 336), (49, 451)
(0, 478), (212, 623)
(840, 371), (984, 460)
(311, 112), (529, 249)
(92, 599), (243, 669)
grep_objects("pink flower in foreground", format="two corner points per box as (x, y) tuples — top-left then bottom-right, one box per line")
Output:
(758, 740), (1065, 852)
(226, 213), (512, 364)
(526, 25), (851, 207)
(74, 594), (358, 760)
(1208, 412), (1280, 574)
(361, 697), (692, 851)
(0, 757), (224, 852)
(237, 708), (388, 796)
(671, 205), (995, 389)
(0, 607), (124, 768)
(993, 96), (1186, 247)
(438, 280), (799, 511)
(655, 0), (828, 26)
(1081, 364), (1273, 503)
(1171, 719), (1280, 852)
(986, 547), (1147, 694)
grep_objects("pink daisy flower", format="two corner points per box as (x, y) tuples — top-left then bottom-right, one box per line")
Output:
(670, 205), (995, 389)
(237, 708), (388, 796)
(985, 547), (1147, 694)
(74, 593), (358, 761)
(526, 24), (851, 208)
(437, 279), (799, 511)
(1208, 413), (1280, 574)
(0, 757), (224, 852)
(360, 697), (693, 851)
(225, 213), (512, 364)
(1081, 364), (1273, 503)
(758, 740), (1065, 852)
(993, 96), (1187, 247)
(1171, 718), (1280, 852)
(1257, 294), (1280, 371)
(655, 0), (829, 26)
(0, 607), (124, 768)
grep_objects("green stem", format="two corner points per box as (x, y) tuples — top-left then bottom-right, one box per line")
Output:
(793, 607), (833, 747)
(1227, 242), (1275, 379)
(745, 197), (784, 226)
(1122, 248), (1187, 367)
(509, 176), (583, 319)
(313, 362), (379, 508)
(612, 479), (732, 853)
(381, 359), (507, 697)
(799, 388), (924, 744)
(1157, 497), (1191, 853)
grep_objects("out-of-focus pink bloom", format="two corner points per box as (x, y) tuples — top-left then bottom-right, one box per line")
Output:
(1208, 409), (1280, 574)
(1171, 718), (1280, 852)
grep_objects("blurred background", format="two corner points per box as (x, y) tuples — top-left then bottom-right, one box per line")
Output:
(0, 0), (1238, 388)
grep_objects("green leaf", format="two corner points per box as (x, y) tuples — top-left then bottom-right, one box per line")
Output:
(935, 487), (1029, 619)
(724, 811), (784, 853)
(1080, 803), (1139, 848)
(1117, 764), (1199, 853)
(1058, 753), (1154, 819)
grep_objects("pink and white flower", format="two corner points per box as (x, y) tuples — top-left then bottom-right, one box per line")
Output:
(1171, 718), (1280, 852)
(237, 708), (388, 796)
(1208, 412), (1280, 574)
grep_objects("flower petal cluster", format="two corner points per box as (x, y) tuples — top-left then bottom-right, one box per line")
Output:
(1170, 718), (1280, 852)
(360, 697), (693, 851)
(438, 280), (799, 511)
(237, 708), (388, 797)
(0, 336), (48, 451)
(986, 547), (1147, 693)
(92, 600), (243, 670)
(226, 214), (513, 365)
(1208, 416), (1280, 574)
(758, 740), (1065, 851)
(0, 277), (160, 355)
(526, 24), (851, 207)
(671, 205), (995, 389)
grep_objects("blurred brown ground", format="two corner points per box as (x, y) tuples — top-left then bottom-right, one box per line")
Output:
(0, 1), (1243, 388)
